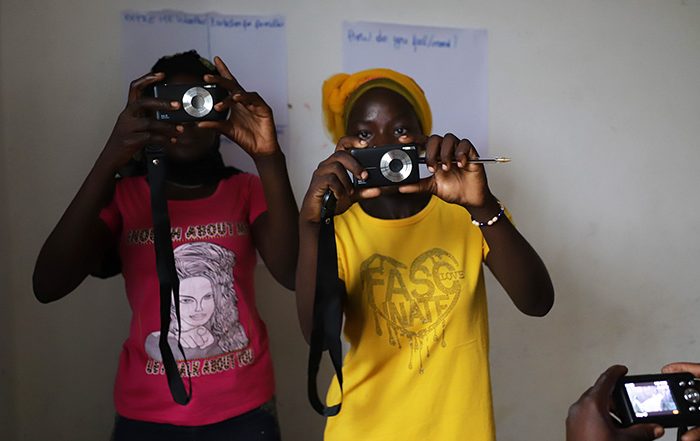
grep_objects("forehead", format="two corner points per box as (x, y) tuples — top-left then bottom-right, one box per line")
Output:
(180, 276), (213, 293)
(347, 87), (419, 123)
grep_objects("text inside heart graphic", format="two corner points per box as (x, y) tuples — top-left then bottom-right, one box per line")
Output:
(360, 248), (464, 372)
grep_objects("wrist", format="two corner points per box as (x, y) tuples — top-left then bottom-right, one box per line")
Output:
(462, 193), (499, 215)
(464, 195), (504, 227)
(253, 148), (285, 167)
(93, 151), (123, 180)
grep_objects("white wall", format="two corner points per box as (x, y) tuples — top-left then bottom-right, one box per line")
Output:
(1, 1), (699, 440)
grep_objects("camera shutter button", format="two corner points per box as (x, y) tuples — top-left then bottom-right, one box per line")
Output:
(684, 388), (700, 404)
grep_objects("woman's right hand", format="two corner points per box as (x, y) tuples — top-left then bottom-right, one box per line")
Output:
(300, 136), (381, 224)
(99, 72), (183, 171)
(178, 326), (216, 350)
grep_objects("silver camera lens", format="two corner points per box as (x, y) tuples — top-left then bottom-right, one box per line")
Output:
(379, 149), (413, 183)
(182, 87), (214, 118)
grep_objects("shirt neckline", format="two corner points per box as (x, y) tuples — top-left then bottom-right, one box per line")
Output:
(351, 195), (439, 228)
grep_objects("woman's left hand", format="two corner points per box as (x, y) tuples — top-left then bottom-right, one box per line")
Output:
(197, 56), (280, 158)
(398, 134), (495, 208)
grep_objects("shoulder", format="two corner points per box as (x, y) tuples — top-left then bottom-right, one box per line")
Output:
(218, 172), (261, 192)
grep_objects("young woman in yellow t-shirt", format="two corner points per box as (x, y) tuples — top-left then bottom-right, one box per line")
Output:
(296, 69), (554, 441)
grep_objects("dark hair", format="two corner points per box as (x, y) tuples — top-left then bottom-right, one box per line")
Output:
(151, 50), (217, 81)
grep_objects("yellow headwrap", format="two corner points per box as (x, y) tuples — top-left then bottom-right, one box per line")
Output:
(322, 68), (432, 143)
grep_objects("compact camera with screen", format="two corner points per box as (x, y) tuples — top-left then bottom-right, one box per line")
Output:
(613, 372), (700, 428)
(152, 83), (228, 122)
(350, 144), (420, 188)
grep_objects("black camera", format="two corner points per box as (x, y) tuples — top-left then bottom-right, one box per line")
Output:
(613, 372), (700, 428)
(350, 144), (420, 188)
(152, 83), (228, 122)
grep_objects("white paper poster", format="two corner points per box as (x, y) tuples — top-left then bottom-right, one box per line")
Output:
(342, 21), (488, 154)
(121, 10), (289, 173)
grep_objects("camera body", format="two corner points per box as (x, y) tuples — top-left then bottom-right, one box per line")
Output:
(613, 372), (700, 428)
(153, 83), (228, 122)
(350, 144), (420, 188)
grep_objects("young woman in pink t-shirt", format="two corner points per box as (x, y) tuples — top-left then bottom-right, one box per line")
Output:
(33, 51), (297, 440)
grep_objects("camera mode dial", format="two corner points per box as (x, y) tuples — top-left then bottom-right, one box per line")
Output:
(684, 388), (700, 404)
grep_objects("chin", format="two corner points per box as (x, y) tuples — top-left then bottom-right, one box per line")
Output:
(165, 144), (211, 163)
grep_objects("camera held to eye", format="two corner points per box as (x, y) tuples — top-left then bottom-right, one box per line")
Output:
(152, 83), (229, 123)
(350, 144), (420, 188)
(613, 372), (700, 428)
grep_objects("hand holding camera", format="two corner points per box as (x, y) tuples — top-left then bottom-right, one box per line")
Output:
(300, 136), (383, 224)
(567, 365), (665, 441)
(194, 56), (281, 159)
(395, 134), (497, 211)
(100, 72), (184, 172)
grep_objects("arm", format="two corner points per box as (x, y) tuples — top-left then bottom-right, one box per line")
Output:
(471, 198), (554, 316)
(32, 73), (182, 303)
(399, 134), (554, 316)
(251, 151), (298, 290)
(567, 365), (664, 441)
(32, 160), (118, 303)
(197, 57), (299, 290)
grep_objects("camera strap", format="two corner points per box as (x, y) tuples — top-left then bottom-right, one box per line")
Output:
(307, 190), (345, 416)
(144, 146), (192, 405)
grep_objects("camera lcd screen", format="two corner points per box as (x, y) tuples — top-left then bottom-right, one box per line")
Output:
(625, 381), (680, 418)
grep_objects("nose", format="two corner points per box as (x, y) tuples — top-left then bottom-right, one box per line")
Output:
(372, 130), (394, 147)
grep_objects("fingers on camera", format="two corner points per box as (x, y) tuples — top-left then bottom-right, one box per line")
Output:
(662, 362), (700, 377)
(128, 72), (164, 102)
(325, 151), (367, 180)
(424, 134), (477, 172)
(315, 161), (354, 198)
(213, 56), (240, 85)
(232, 91), (266, 109)
(313, 175), (349, 208)
(127, 98), (178, 119)
(593, 365), (627, 394)
(336, 136), (368, 152)
(398, 177), (432, 195)
(423, 134), (445, 172)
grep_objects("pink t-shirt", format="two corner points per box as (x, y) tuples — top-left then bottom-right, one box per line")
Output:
(99, 173), (274, 425)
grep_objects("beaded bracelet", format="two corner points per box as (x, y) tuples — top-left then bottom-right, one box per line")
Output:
(471, 201), (505, 227)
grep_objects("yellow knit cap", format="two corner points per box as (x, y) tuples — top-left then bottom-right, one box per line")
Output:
(322, 68), (432, 143)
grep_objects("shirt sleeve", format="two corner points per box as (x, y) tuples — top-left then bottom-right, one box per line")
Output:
(98, 195), (122, 235)
(247, 174), (268, 225)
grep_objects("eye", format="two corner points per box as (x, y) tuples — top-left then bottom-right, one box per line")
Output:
(181, 297), (195, 304)
(357, 130), (372, 141)
(394, 127), (408, 137)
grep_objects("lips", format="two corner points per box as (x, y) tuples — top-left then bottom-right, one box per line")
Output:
(189, 313), (208, 322)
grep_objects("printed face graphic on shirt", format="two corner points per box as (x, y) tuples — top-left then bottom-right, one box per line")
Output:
(145, 242), (249, 362)
(360, 248), (464, 372)
(179, 277), (216, 328)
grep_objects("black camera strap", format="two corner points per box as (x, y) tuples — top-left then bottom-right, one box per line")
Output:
(307, 190), (345, 416)
(144, 146), (192, 405)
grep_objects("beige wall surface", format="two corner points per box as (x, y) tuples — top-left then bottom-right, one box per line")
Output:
(2, 1), (700, 441)
(0, 5), (16, 434)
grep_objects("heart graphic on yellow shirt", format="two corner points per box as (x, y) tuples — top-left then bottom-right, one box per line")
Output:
(361, 248), (463, 342)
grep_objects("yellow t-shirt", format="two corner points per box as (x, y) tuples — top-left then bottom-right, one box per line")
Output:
(324, 196), (496, 441)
